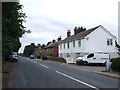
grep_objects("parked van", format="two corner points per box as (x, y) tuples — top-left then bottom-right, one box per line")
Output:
(76, 53), (110, 65)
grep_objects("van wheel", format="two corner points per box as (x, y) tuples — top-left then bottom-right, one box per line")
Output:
(83, 61), (88, 66)
(15, 59), (18, 62)
(103, 62), (106, 67)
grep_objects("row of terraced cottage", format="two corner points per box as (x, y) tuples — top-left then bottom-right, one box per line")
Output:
(37, 25), (118, 63)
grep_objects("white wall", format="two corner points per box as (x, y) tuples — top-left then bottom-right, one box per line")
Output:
(71, 39), (86, 53)
(59, 39), (88, 63)
(85, 27), (118, 58)
(59, 39), (86, 55)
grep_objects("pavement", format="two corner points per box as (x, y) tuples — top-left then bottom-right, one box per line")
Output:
(68, 64), (120, 79)
(43, 59), (120, 79)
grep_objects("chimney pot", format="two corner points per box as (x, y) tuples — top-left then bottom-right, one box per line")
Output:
(74, 26), (77, 30)
(74, 26), (78, 35)
(58, 36), (61, 41)
(67, 30), (71, 37)
(52, 40), (56, 43)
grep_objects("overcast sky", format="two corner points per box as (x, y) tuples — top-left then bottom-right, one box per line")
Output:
(19, 0), (119, 53)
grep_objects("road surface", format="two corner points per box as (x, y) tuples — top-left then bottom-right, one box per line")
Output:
(9, 56), (119, 89)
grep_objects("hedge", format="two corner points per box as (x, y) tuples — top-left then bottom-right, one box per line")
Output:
(48, 56), (64, 59)
(48, 57), (66, 63)
(111, 57), (120, 72)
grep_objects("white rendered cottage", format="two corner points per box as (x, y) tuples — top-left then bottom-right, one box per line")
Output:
(58, 25), (118, 63)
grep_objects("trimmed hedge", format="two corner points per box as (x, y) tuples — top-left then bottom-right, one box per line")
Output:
(48, 57), (66, 63)
(111, 57), (120, 72)
(48, 57), (64, 59)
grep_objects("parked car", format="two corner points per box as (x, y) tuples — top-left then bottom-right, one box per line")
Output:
(76, 53), (110, 66)
(36, 55), (41, 59)
(29, 54), (35, 59)
(9, 52), (18, 62)
(42, 56), (48, 60)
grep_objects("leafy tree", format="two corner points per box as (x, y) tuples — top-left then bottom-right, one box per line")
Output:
(37, 44), (41, 48)
(29, 43), (36, 54)
(23, 43), (36, 57)
(77, 26), (86, 33)
(23, 45), (30, 57)
(2, 2), (30, 60)
(41, 44), (46, 48)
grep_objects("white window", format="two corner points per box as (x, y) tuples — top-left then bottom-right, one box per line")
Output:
(107, 38), (113, 45)
(64, 43), (66, 49)
(76, 53), (81, 57)
(67, 42), (70, 49)
(67, 53), (70, 57)
(60, 53), (63, 57)
(78, 39), (81, 47)
(60, 44), (62, 49)
(73, 40), (75, 47)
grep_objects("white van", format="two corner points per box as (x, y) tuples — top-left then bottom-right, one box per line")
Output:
(76, 53), (110, 65)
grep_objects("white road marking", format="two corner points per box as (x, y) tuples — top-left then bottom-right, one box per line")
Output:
(34, 61), (37, 63)
(40, 64), (48, 69)
(29, 59), (48, 69)
(56, 71), (99, 90)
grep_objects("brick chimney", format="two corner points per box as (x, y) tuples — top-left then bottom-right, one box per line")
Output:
(58, 36), (61, 41)
(67, 30), (71, 37)
(74, 26), (78, 35)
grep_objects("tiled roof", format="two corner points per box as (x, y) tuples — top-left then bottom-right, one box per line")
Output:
(59, 25), (101, 43)
(46, 40), (61, 48)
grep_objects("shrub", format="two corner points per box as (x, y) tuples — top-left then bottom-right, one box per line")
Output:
(111, 57), (120, 72)
(48, 57), (66, 63)
(48, 56), (64, 59)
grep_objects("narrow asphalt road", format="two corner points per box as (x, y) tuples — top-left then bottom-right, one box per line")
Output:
(9, 56), (119, 89)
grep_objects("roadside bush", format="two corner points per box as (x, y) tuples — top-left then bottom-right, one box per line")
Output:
(111, 57), (120, 72)
(48, 57), (66, 63)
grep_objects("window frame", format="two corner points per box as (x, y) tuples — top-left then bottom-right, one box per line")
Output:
(73, 40), (75, 47)
(107, 38), (113, 46)
(67, 42), (70, 49)
(78, 39), (81, 47)
(60, 44), (62, 49)
(64, 43), (66, 49)
(67, 53), (70, 57)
